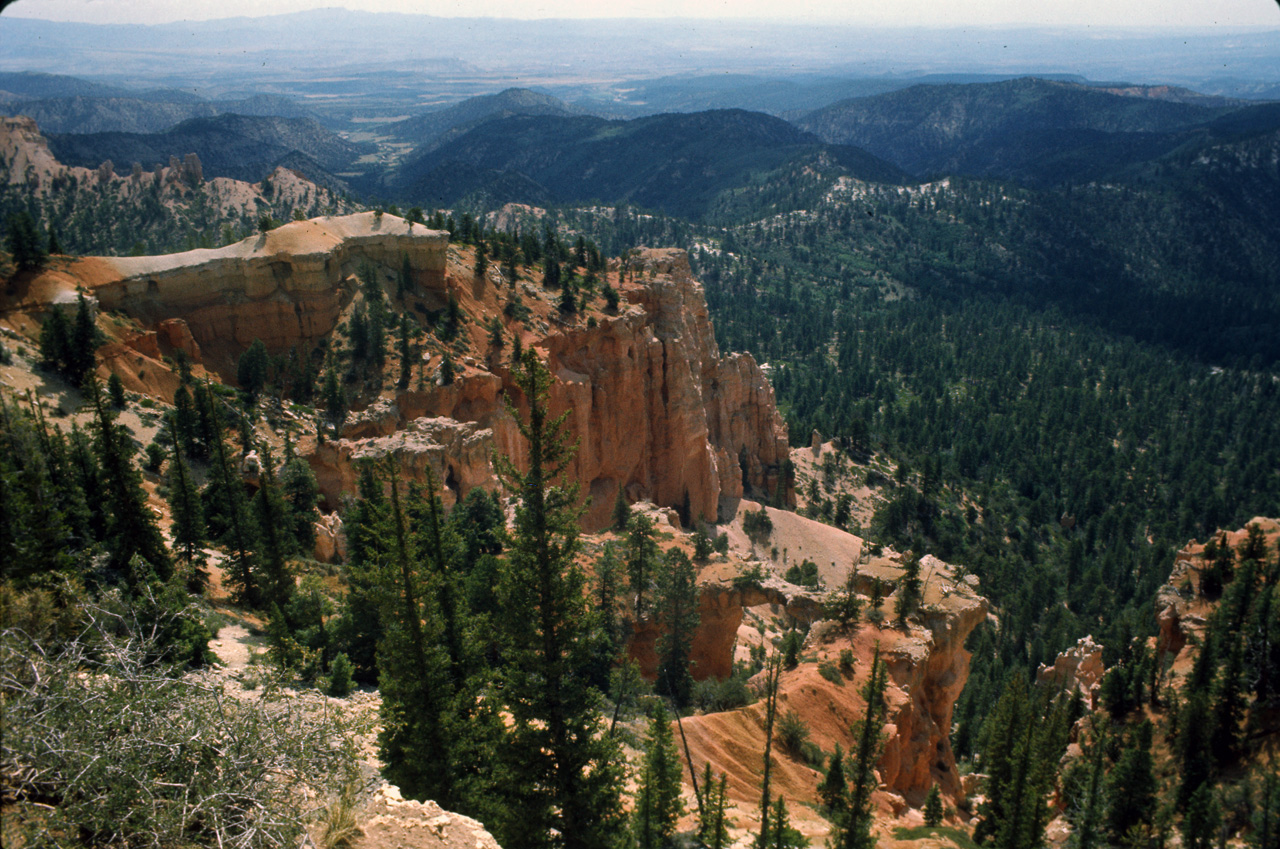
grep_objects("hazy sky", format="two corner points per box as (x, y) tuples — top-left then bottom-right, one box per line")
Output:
(4, 0), (1278, 27)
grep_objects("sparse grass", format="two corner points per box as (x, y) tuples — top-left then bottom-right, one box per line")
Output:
(320, 779), (364, 849)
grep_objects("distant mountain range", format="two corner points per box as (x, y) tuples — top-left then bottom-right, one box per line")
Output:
(383, 109), (906, 219)
(796, 77), (1265, 185)
(6, 69), (1279, 218)
(45, 114), (369, 189)
(382, 88), (589, 147)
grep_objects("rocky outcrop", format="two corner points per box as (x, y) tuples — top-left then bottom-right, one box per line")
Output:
(627, 581), (826, 682)
(675, 556), (987, 815)
(86, 212), (447, 367)
(1037, 636), (1106, 709)
(352, 783), (504, 849)
(877, 585), (989, 805)
(308, 246), (790, 530)
(311, 416), (497, 510)
(1155, 518), (1280, 664)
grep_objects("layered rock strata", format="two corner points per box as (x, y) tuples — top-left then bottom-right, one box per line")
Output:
(307, 246), (790, 527)
(88, 212), (447, 365)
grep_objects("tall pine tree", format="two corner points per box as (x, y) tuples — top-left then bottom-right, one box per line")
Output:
(493, 349), (626, 849)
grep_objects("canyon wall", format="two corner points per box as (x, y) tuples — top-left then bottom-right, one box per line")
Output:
(306, 245), (791, 528)
(89, 212), (447, 367)
(35, 216), (788, 530)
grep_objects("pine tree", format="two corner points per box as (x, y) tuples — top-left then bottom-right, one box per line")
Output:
(5, 211), (46, 270)
(1178, 636), (1218, 807)
(633, 701), (684, 849)
(699, 767), (731, 849)
(237, 338), (270, 403)
(924, 785), (944, 827)
(626, 512), (660, 617)
(166, 442), (205, 569)
(88, 377), (172, 586)
(475, 238), (489, 277)
(0, 398), (75, 584)
(767, 797), (807, 849)
(108, 372), (127, 408)
(818, 744), (847, 812)
(39, 306), (70, 374)
(895, 553), (922, 627)
(1105, 720), (1156, 844)
(376, 459), (500, 823)
(973, 680), (1069, 849)
(655, 548), (700, 709)
(171, 383), (202, 458)
(253, 449), (294, 611)
(349, 304), (370, 364)
(833, 645), (888, 849)
(1181, 784), (1220, 849)
(322, 365), (345, 422)
(200, 382), (259, 606)
(279, 452), (319, 554)
(440, 350), (456, 385)
(398, 252), (413, 297)
(398, 314), (413, 389)
(588, 542), (624, 690)
(493, 349), (626, 849)
(758, 650), (784, 849)
(559, 277), (578, 314)
(612, 483), (630, 532)
(66, 292), (98, 383)
(1069, 725), (1107, 849)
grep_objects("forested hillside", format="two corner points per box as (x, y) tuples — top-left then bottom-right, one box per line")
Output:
(531, 126), (1280, 760)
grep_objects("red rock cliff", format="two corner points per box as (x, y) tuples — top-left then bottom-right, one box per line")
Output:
(307, 246), (791, 529)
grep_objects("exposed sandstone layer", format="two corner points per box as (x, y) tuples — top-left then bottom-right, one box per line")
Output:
(1036, 635), (1106, 709)
(1156, 517), (1280, 666)
(305, 246), (791, 529)
(877, 577), (989, 805)
(627, 581), (826, 682)
(86, 212), (447, 370)
(9, 216), (789, 535)
(677, 553), (987, 817)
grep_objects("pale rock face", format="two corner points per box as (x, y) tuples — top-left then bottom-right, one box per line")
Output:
(87, 212), (448, 371)
(1037, 635), (1106, 709)
(313, 512), (347, 564)
(352, 783), (505, 849)
(311, 416), (498, 511)
(877, 586), (989, 805)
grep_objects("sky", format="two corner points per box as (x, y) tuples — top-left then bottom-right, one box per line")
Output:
(4, 0), (1278, 28)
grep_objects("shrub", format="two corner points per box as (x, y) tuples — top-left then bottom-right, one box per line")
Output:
(732, 564), (766, 591)
(781, 630), (804, 670)
(692, 673), (755, 713)
(839, 648), (856, 675)
(0, 616), (358, 847)
(144, 441), (166, 472)
(743, 508), (773, 545)
(785, 559), (820, 588)
(776, 709), (810, 758)
(818, 660), (843, 685)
